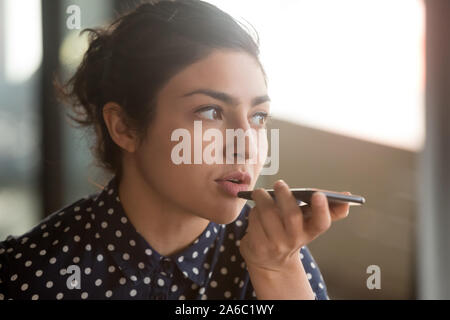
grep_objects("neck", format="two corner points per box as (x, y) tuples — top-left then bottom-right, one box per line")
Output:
(117, 163), (210, 257)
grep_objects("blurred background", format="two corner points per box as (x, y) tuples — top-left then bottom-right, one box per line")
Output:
(0, 0), (448, 299)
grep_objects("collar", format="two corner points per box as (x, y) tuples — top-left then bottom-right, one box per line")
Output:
(93, 175), (221, 287)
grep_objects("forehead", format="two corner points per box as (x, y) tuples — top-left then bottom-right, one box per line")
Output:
(158, 50), (267, 102)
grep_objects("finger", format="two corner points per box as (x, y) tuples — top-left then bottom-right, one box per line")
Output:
(246, 205), (270, 244)
(304, 191), (332, 238)
(273, 180), (303, 239)
(301, 204), (312, 219)
(251, 188), (286, 243)
(329, 191), (351, 222)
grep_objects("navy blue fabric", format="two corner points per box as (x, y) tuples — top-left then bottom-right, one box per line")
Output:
(0, 176), (329, 300)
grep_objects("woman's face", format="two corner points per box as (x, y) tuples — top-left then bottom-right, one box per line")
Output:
(134, 49), (270, 224)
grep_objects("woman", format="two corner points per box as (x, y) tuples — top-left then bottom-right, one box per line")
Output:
(0, 0), (350, 300)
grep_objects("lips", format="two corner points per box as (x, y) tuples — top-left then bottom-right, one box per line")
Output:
(214, 171), (251, 197)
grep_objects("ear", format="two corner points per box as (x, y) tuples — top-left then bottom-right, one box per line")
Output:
(102, 102), (139, 153)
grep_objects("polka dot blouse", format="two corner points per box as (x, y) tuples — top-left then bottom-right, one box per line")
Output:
(0, 176), (329, 300)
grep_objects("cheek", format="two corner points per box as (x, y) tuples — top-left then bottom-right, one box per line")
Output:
(252, 131), (268, 173)
(137, 127), (195, 186)
(134, 127), (215, 209)
(133, 120), (258, 222)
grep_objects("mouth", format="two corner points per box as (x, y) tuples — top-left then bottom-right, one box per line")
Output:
(214, 171), (251, 197)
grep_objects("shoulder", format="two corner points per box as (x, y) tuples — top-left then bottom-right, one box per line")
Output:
(0, 192), (100, 299)
(0, 191), (99, 248)
(300, 245), (329, 300)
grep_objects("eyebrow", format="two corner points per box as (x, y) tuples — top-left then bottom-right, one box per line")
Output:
(181, 89), (271, 107)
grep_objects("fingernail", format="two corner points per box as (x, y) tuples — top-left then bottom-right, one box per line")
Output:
(275, 179), (286, 188)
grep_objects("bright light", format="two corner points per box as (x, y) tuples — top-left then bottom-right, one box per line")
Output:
(4, 0), (43, 84)
(207, 0), (425, 151)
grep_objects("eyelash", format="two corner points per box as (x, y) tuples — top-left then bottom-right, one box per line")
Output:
(195, 105), (271, 126)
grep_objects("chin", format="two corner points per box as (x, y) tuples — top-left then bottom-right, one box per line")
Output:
(206, 202), (246, 225)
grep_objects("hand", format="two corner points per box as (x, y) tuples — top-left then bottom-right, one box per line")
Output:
(239, 179), (351, 273)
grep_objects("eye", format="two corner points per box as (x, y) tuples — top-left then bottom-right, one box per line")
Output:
(251, 112), (270, 126)
(195, 105), (223, 121)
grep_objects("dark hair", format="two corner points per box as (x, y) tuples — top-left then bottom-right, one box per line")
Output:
(57, 0), (266, 181)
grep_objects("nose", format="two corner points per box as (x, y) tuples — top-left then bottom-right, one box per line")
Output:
(222, 113), (258, 164)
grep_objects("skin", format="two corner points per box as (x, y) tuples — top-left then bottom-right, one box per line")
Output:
(102, 49), (351, 299)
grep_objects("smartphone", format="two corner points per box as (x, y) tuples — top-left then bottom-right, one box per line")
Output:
(237, 188), (366, 207)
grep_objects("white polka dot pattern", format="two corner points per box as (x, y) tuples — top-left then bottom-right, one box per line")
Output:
(0, 176), (329, 300)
